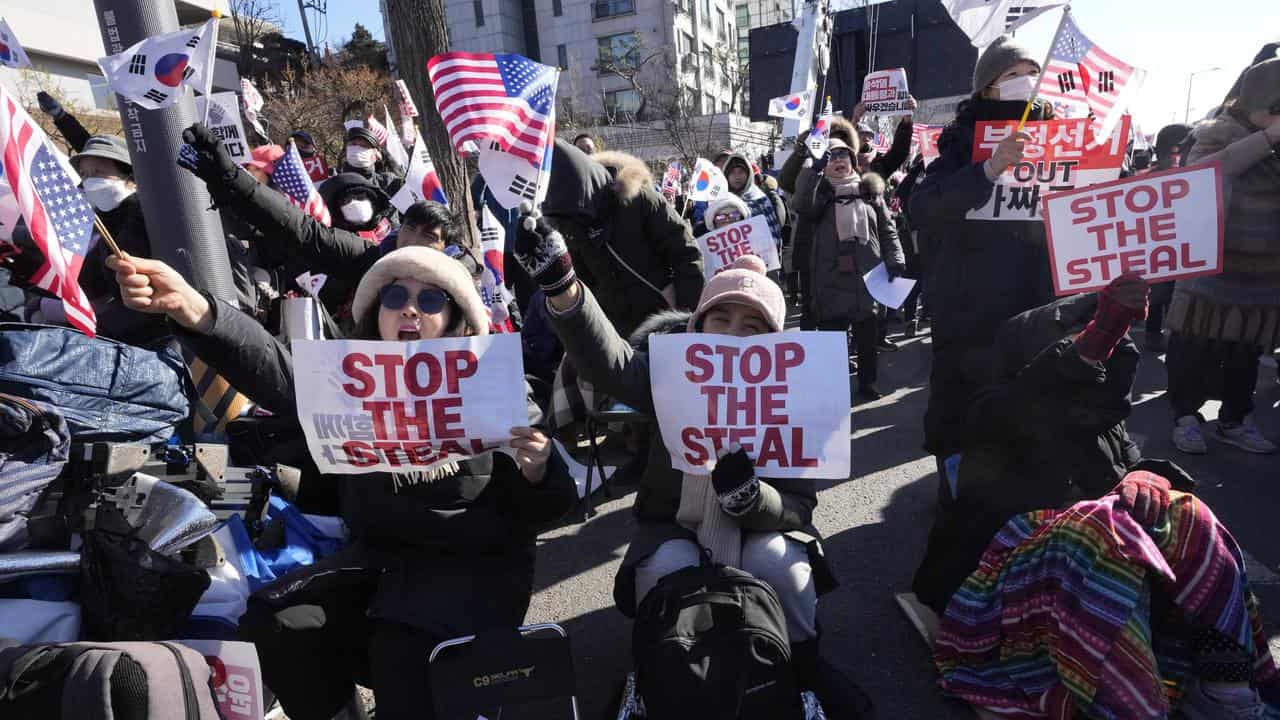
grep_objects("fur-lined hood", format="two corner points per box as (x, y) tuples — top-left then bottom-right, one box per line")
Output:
(859, 172), (886, 198)
(627, 309), (692, 351)
(594, 150), (653, 202)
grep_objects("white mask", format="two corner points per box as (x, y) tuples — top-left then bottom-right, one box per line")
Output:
(346, 146), (378, 169)
(995, 74), (1039, 102)
(341, 198), (375, 225)
(82, 177), (134, 212)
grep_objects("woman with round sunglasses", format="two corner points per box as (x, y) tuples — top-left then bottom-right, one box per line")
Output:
(106, 246), (577, 720)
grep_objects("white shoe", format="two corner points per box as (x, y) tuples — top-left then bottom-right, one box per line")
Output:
(1180, 680), (1280, 719)
(1173, 415), (1208, 454)
(1213, 416), (1278, 454)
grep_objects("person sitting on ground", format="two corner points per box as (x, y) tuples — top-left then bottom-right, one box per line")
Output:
(693, 193), (752, 237)
(107, 245), (576, 720)
(793, 138), (904, 401)
(912, 274), (1280, 719)
(513, 215), (870, 717)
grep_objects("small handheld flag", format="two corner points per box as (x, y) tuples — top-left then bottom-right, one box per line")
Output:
(768, 89), (815, 120)
(0, 17), (33, 69)
(97, 18), (218, 110)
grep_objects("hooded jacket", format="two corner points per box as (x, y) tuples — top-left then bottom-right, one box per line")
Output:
(542, 141), (704, 337)
(723, 153), (784, 248)
(778, 117), (859, 301)
(319, 172), (399, 242)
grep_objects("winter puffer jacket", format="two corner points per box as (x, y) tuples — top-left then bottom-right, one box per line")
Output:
(176, 298), (577, 633)
(723, 152), (784, 249)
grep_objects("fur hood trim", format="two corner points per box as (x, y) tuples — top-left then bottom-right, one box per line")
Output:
(628, 309), (693, 350)
(859, 172), (886, 197)
(595, 150), (653, 202)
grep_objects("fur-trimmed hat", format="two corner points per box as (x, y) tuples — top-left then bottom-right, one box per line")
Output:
(351, 246), (489, 336)
(973, 35), (1040, 94)
(705, 194), (752, 224)
(688, 255), (786, 333)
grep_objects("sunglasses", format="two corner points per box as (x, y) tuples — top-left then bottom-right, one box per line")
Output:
(829, 149), (853, 161)
(380, 284), (451, 314)
(713, 211), (744, 224)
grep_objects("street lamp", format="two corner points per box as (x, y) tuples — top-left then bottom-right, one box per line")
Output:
(1184, 67), (1221, 123)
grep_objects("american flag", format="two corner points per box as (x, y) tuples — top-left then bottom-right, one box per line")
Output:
(427, 52), (559, 167)
(1036, 11), (1145, 142)
(0, 87), (96, 335)
(365, 114), (389, 145)
(274, 142), (331, 226)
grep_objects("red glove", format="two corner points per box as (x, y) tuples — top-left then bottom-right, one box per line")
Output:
(1112, 470), (1172, 527)
(1074, 273), (1149, 363)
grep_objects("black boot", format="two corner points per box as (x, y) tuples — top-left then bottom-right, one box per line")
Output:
(791, 639), (875, 719)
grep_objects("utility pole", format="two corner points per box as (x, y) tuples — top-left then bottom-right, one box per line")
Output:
(296, 0), (322, 62)
(774, 0), (830, 171)
(1184, 66), (1221, 124)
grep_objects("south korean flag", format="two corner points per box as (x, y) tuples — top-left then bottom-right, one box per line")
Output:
(97, 18), (218, 110)
(476, 106), (556, 211)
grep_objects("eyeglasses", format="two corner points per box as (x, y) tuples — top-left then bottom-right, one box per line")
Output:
(713, 211), (744, 225)
(829, 149), (853, 161)
(380, 284), (451, 314)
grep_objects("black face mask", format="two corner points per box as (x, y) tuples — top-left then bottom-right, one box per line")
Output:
(298, 148), (316, 158)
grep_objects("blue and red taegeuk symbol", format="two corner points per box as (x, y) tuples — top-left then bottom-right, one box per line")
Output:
(0, 42), (11, 64)
(695, 171), (711, 191)
(784, 95), (802, 111)
(153, 53), (190, 87)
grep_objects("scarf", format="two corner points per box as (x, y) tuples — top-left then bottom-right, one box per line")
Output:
(828, 174), (868, 243)
(676, 472), (742, 568)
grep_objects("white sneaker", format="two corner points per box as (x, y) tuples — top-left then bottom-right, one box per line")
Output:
(1180, 680), (1280, 719)
(1214, 416), (1279, 454)
(1173, 415), (1209, 454)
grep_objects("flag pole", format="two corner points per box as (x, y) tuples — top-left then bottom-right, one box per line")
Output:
(200, 11), (221, 127)
(1015, 4), (1070, 132)
(92, 215), (124, 258)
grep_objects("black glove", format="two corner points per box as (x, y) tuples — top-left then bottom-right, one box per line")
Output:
(711, 445), (760, 517)
(177, 123), (238, 182)
(885, 261), (906, 280)
(36, 92), (64, 119)
(809, 149), (830, 175)
(513, 204), (577, 297)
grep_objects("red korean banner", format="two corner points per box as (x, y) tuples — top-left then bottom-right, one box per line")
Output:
(1043, 163), (1224, 296)
(292, 335), (527, 474)
(648, 333), (851, 479)
(911, 124), (942, 166)
(861, 68), (912, 117)
(697, 215), (782, 279)
(968, 116), (1130, 222)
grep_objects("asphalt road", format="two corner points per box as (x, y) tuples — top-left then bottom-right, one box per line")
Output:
(525, 322), (1280, 719)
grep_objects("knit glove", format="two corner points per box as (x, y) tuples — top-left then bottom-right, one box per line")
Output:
(1074, 273), (1148, 364)
(177, 123), (239, 183)
(514, 204), (577, 297)
(1111, 470), (1172, 527)
(808, 149), (830, 175)
(711, 445), (760, 517)
(36, 91), (64, 119)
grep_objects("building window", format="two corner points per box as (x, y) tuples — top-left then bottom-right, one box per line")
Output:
(717, 8), (727, 40)
(597, 32), (640, 71)
(736, 2), (750, 27)
(593, 0), (635, 19)
(553, 0), (563, 15)
(474, 0), (485, 26)
(702, 43), (714, 77)
(700, 0), (711, 27)
(605, 88), (642, 115)
(704, 93), (716, 115)
(557, 44), (569, 69)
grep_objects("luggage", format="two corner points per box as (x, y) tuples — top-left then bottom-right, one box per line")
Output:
(0, 639), (222, 719)
(632, 563), (803, 720)
(0, 324), (191, 444)
(430, 623), (579, 719)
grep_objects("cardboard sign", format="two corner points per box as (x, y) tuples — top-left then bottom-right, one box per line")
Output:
(861, 68), (912, 116)
(648, 333), (852, 479)
(195, 92), (249, 164)
(968, 116), (1129, 222)
(292, 335), (527, 474)
(697, 215), (782, 279)
(1043, 163), (1223, 296)
(176, 640), (263, 720)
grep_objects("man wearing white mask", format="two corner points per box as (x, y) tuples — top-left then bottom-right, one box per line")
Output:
(339, 125), (404, 197)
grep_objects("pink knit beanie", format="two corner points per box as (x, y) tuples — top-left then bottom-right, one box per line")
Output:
(687, 256), (786, 333)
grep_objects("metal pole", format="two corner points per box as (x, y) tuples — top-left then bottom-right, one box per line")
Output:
(91, 0), (236, 303)
(1184, 67), (1221, 124)
(296, 0), (318, 58)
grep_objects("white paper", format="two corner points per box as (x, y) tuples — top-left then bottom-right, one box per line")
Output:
(291, 335), (527, 474)
(860, 68), (912, 117)
(697, 215), (782, 279)
(648, 333), (851, 479)
(862, 262), (916, 310)
(194, 92), (249, 163)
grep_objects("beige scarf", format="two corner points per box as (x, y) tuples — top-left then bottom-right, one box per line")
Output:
(675, 473), (742, 569)
(828, 174), (868, 243)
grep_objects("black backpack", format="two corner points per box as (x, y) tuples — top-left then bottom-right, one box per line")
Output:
(633, 562), (803, 720)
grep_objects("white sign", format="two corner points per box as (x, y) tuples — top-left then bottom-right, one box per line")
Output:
(860, 68), (911, 116)
(697, 215), (782, 279)
(862, 262), (916, 310)
(1042, 163), (1224, 296)
(648, 333), (852, 479)
(195, 92), (249, 163)
(292, 335), (528, 474)
(176, 640), (264, 720)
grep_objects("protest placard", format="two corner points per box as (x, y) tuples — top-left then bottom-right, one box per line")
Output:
(1042, 163), (1223, 296)
(292, 335), (527, 474)
(912, 124), (942, 166)
(177, 640), (263, 720)
(194, 92), (249, 164)
(648, 333), (851, 479)
(968, 116), (1129, 222)
(861, 68), (912, 117)
(697, 215), (782, 279)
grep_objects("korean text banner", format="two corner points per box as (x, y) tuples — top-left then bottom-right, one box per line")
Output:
(860, 68), (912, 116)
(968, 116), (1129, 222)
(1043, 163), (1223, 296)
(194, 92), (249, 164)
(648, 333), (851, 479)
(292, 335), (527, 474)
(697, 215), (782, 279)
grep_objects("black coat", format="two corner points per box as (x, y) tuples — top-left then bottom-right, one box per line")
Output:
(177, 299), (577, 634)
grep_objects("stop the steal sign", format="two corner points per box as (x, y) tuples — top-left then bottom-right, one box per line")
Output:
(1042, 163), (1224, 296)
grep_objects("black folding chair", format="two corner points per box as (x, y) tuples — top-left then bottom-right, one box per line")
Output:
(429, 623), (579, 719)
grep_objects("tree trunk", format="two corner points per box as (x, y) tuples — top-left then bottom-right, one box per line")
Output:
(383, 0), (477, 248)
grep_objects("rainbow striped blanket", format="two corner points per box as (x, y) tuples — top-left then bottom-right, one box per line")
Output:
(935, 492), (1280, 719)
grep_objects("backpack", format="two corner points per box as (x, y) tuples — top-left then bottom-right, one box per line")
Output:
(0, 640), (222, 720)
(0, 393), (70, 552)
(633, 562), (803, 720)
(0, 324), (191, 444)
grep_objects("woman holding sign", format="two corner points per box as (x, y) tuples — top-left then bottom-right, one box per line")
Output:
(513, 212), (870, 716)
(107, 247), (576, 720)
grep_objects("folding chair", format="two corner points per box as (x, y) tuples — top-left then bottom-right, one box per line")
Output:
(429, 623), (579, 719)
(581, 402), (648, 518)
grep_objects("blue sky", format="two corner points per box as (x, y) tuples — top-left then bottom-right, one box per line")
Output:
(276, 0), (1279, 132)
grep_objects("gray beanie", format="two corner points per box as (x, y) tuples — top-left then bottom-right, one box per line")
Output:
(1236, 57), (1280, 113)
(972, 35), (1040, 95)
(70, 135), (132, 174)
